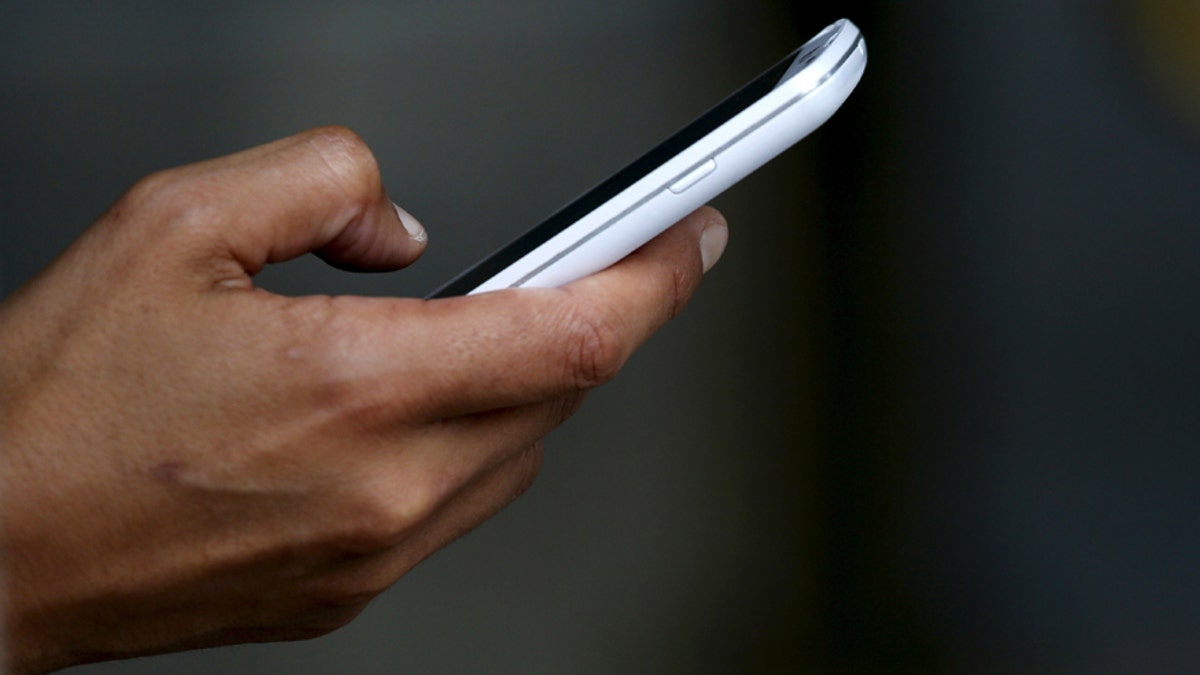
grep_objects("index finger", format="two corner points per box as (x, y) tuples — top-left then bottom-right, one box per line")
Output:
(340, 207), (728, 421)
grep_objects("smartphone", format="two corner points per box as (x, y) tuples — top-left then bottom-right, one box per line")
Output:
(429, 19), (866, 298)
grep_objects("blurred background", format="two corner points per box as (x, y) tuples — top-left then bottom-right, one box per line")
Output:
(3, 1), (1199, 672)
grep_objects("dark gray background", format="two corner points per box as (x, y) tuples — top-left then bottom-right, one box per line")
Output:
(3, 1), (1198, 673)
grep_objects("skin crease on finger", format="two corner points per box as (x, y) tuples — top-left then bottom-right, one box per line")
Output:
(0, 127), (726, 674)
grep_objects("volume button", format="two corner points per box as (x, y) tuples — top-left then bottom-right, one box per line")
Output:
(668, 158), (717, 194)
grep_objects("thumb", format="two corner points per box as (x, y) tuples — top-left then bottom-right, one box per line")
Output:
(139, 126), (428, 278)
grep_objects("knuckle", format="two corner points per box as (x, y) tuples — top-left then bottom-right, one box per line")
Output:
(301, 125), (382, 205)
(115, 167), (216, 230)
(274, 603), (369, 642)
(119, 167), (178, 208)
(296, 615), (358, 640)
(337, 473), (446, 554)
(309, 572), (389, 612)
(303, 125), (373, 158)
(557, 299), (627, 388)
(276, 297), (403, 430)
(667, 254), (695, 319)
(275, 299), (365, 409)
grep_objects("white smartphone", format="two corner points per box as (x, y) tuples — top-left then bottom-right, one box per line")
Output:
(429, 18), (866, 298)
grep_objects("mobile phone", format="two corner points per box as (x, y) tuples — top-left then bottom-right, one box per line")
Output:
(429, 19), (866, 298)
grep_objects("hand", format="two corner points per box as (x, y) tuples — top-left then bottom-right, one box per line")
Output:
(0, 127), (727, 673)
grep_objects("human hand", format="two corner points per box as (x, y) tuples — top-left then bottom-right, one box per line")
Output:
(0, 127), (727, 673)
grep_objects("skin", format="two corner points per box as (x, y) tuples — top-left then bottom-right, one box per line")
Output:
(0, 127), (728, 674)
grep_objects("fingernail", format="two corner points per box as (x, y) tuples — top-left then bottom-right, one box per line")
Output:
(700, 221), (728, 273)
(393, 202), (427, 244)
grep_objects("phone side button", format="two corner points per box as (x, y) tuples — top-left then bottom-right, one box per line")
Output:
(668, 158), (717, 194)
